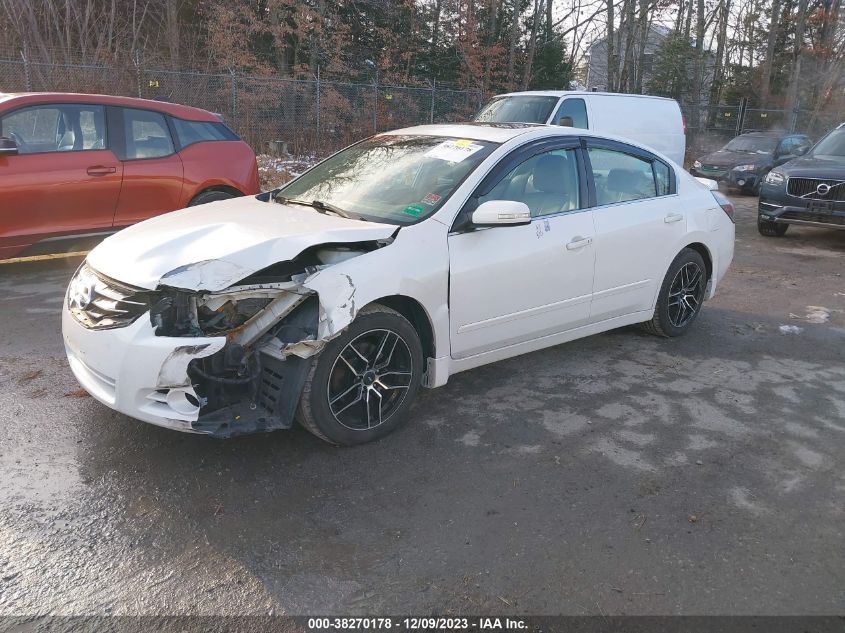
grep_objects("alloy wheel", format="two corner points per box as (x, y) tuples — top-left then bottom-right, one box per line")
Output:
(667, 262), (705, 328)
(327, 329), (414, 431)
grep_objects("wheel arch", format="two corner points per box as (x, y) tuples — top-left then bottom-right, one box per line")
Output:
(684, 242), (713, 282)
(188, 184), (245, 204)
(367, 295), (436, 363)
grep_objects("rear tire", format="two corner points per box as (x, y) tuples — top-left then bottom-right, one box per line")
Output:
(296, 305), (424, 445)
(758, 217), (789, 237)
(188, 190), (237, 206)
(641, 248), (708, 338)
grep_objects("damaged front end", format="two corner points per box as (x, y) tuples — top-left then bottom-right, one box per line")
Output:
(145, 242), (385, 437)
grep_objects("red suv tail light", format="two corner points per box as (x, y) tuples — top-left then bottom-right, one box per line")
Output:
(711, 190), (735, 222)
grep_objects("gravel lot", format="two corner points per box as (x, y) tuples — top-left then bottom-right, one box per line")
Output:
(0, 194), (843, 615)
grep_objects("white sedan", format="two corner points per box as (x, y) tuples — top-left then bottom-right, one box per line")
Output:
(63, 123), (735, 444)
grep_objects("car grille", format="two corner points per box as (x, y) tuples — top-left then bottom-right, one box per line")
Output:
(780, 211), (845, 226)
(787, 178), (845, 201)
(69, 265), (151, 330)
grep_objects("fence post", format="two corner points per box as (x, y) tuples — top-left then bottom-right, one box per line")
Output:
(20, 46), (32, 92)
(230, 69), (238, 118)
(316, 66), (321, 150)
(430, 78), (436, 124)
(133, 50), (142, 98)
(373, 67), (379, 134)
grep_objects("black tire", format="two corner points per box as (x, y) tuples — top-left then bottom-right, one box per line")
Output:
(188, 190), (237, 206)
(757, 216), (789, 237)
(296, 304), (424, 445)
(641, 248), (708, 338)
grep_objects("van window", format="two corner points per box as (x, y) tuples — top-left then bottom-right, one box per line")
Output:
(552, 98), (588, 129)
(474, 96), (560, 124)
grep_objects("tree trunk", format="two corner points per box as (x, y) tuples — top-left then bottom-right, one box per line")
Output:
(430, 0), (442, 74)
(521, 0), (542, 89)
(606, 0), (615, 90)
(690, 0), (705, 135)
(759, 0), (782, 106)
(507, 0), (521, 86)
(708, 0), (731, 109)
(785, 0), (808, 115)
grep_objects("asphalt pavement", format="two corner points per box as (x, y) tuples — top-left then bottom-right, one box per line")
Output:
(0, 195), (843, 615)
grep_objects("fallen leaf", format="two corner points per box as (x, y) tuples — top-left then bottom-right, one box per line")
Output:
(18, 369), (43, 383)
(63, 389), (91, 398)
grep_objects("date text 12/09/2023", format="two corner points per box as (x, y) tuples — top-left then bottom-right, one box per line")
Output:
(306, 617), (529, 630)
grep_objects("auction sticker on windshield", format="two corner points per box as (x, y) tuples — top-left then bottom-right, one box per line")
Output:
(425, 139), (485, 163)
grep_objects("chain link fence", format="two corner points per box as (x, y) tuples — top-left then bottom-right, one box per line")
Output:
(0, 51), (485, 157)
(683, 101), (844, 158)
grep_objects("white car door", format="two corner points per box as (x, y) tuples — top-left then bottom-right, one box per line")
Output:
(586, 141), (687, 321)
(448, 141), (596, 359)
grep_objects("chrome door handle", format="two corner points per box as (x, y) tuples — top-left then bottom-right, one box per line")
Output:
(566, 236), (593, 250)
(664, 213), (684, 223)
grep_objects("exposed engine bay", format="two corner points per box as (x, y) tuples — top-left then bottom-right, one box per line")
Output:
(144, 241), (389, 437)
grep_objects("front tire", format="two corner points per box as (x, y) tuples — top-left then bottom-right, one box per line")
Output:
(758, 216), (789, 237)
(641, 248), (707, 338)
(296, 305), (424, 445)
(188, 190), (237, 206)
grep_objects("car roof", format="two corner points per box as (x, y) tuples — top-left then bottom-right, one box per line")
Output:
(490, 90), (676, 102)
(377, 122), (679, 165)
(0, 92), (219, 121)
(381, 122), (551, 143)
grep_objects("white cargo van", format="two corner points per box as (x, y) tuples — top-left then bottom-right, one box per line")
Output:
(474, 91), (686, 165)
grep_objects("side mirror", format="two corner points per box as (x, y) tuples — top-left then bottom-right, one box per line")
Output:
(558, 115), (574, 127)
(0, 137), (18, 157)
(471, 200), (531, 227)
(795, 146), (809, 156)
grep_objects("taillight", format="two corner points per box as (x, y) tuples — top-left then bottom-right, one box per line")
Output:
(711, 190), (735, 222)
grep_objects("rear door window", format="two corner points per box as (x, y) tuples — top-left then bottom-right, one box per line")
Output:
(588, 147), (674, 205)
(122, 108), (174, 159)
(552, 98), (589, 128)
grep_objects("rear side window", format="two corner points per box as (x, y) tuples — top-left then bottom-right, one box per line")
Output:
(172, 118), (237, 148)
(553, 98), (588, 128)
(122, 108), (174, 159)
(1, 104), (106, 153)
(589, 148), (658, 205)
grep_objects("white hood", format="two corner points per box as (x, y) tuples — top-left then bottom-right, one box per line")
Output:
(86, 196), (397, 291)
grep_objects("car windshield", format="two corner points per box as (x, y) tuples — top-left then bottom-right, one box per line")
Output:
(723, 136), (777, 154)
(811, 128), (845, 157)
(474, 96), (559, 124)
(275, 135), (498, 225)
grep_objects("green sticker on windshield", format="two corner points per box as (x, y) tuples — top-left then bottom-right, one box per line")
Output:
(402, 204), (426, 218)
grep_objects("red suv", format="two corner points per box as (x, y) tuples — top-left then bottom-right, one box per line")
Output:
(0, 93), (260, 259)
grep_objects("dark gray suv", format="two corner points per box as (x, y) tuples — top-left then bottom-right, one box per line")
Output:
(758, 123), (845, 236)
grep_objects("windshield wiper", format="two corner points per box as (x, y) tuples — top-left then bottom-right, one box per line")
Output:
(311, 199), (353, 219)
(274, 195), (354, 219)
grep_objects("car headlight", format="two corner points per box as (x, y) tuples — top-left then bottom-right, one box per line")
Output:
(67, 263), (99, 310)
(693, 160), (702, 169)
(734, 164), (757, 172)
(765, 170), (786, 186)
(150, 289), (274, 337)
